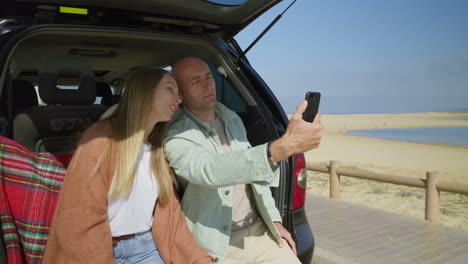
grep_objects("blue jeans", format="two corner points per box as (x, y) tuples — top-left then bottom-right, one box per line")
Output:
(112, 230), (165, 264)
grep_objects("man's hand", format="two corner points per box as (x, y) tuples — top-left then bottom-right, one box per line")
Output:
(273, 222), (297, 255)
(270, 100), (324, 162)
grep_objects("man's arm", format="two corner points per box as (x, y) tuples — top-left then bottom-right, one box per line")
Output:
(164, 136), (279, 188)
(267, 101), (322, 255)
(165, 100), (322, 188)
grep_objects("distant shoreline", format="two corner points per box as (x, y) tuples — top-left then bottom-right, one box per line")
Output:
(301, 111), (468, 184)
(286, 111), (468, 116)
(342, 127), (468, 149)
(286, 112), (468, 147)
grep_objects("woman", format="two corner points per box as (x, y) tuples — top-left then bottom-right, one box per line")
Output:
(43, 68), (213, 264)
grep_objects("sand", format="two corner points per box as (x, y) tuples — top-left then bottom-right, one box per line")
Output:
(300, 112), (468, 230)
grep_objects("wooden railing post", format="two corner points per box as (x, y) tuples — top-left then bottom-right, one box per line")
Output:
(307, 161), (468, 223)
(330, 160), (342, 200)
(425, 171), (440, 222)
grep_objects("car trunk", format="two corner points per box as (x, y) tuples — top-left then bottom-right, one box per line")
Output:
(0, 7), (312, 261)
(0, 24), (289, 208)
(1, 0), (282, 38)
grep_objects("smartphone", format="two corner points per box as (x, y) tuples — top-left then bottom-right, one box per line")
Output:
(302, 91), (321, 122)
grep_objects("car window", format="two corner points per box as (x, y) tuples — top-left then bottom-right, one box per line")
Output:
(201, 0), (248, 6)
(208, 63), (247, 113)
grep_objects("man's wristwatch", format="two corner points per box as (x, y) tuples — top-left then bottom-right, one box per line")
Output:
(266, 141), (278, 167)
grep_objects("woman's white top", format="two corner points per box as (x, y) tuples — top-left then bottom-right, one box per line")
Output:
(107, 143), (158, 237)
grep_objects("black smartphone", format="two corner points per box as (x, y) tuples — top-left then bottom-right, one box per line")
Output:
(302, 91), (321, 122)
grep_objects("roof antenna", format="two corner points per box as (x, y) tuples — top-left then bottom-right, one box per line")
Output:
(238, 0), (298, 61)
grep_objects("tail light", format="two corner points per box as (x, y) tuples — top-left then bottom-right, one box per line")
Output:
(292, 153), (307, 210)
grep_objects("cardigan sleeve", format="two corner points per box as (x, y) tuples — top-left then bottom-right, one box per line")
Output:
(152, 181), (213, 264)
(45, 122), (116, 263)
(171, 193), (214, 264)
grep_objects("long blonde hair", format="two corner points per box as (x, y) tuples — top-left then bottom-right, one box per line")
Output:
(105, 68), (173, 205)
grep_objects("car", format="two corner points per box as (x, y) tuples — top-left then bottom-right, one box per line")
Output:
(0, 0), (314, 263)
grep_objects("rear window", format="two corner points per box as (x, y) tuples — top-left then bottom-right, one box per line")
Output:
(202, 0), (248, 6)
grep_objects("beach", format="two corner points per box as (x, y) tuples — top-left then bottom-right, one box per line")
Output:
(302, 112), (468, 229)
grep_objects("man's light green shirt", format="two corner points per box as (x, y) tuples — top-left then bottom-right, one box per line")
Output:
(164, 103), (282, 262)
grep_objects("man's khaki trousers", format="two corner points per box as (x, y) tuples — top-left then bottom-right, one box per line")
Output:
(223, 219), (301, 264)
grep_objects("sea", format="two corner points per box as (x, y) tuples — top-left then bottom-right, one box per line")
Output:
(345, 127), (468, 147)
(280, 95), (468, 148)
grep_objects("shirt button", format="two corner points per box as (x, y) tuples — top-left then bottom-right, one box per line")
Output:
(225, 190), (230, 196)
(223, 225), (228, 231)
(214, 257), (219, 263)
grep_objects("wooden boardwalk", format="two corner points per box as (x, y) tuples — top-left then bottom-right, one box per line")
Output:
(305, 194), (468, 264)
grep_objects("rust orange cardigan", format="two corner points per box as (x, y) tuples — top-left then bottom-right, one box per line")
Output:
(43, 121), (213, 264)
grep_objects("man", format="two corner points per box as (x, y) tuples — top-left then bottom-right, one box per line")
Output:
(164, 57), (323, 263)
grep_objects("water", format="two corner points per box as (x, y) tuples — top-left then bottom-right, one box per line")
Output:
(278, 95), (468, 147)
(345, 127), (468, 147)
(280, 95), (468, 114)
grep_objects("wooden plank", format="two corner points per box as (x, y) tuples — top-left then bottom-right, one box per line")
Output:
(306, 196), (360, 213)
(314, 239), (351, 253)
(305, 194), (468, 264)
(354, 228), (463, 263)
(428, 244), (468, 264)
(309, 206), (391, 228)
(336, 223), (416, 250)
(378, 228), (439, 247)
(310, 204), (417, 230)
(312, 219), (352, 238)
(320, 221), (408, 247)
(314, 224), (425, 258)
(328, 213), (413, 234)
(307, 198), (356, 210)
(340, 222), (423, 248)
(394, 238), (468, 264)
(360, 239), (430, 263)
(307, 211), (359, 224)
(366, 234), (467, 264)
(349, 235), (427, 262)
(333, 217), (439, 250)
(310, 211), (377, 230)
(367, 243), (428, 264)
(352, 225), (464, 263)
(448, 252), (468, 264)
(308, 205), (367, 221)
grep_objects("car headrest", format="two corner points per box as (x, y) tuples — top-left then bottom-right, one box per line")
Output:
(39, 54), (96, 105)
(1, 80), (38, 115)
(96, 82), (113, 106)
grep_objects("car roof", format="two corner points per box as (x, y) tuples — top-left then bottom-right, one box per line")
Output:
(3, 0), (282, 37)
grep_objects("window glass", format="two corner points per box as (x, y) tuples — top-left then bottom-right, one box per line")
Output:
(208, 63), (246, 113)
(201, 0), (247, 6)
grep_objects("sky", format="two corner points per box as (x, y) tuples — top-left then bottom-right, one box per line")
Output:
(235, 0), (468, 114)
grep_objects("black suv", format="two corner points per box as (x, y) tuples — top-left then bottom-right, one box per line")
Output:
(0, 0), (314, 263)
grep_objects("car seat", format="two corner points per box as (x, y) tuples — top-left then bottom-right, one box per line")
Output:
(13, 54), (107, 152)
(0, 79), (39, 137)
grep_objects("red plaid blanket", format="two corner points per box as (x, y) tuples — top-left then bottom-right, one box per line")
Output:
(0, 136), (71, 264)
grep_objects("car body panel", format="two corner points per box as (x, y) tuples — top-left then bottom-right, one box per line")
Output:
(1, 0), (282, 37)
